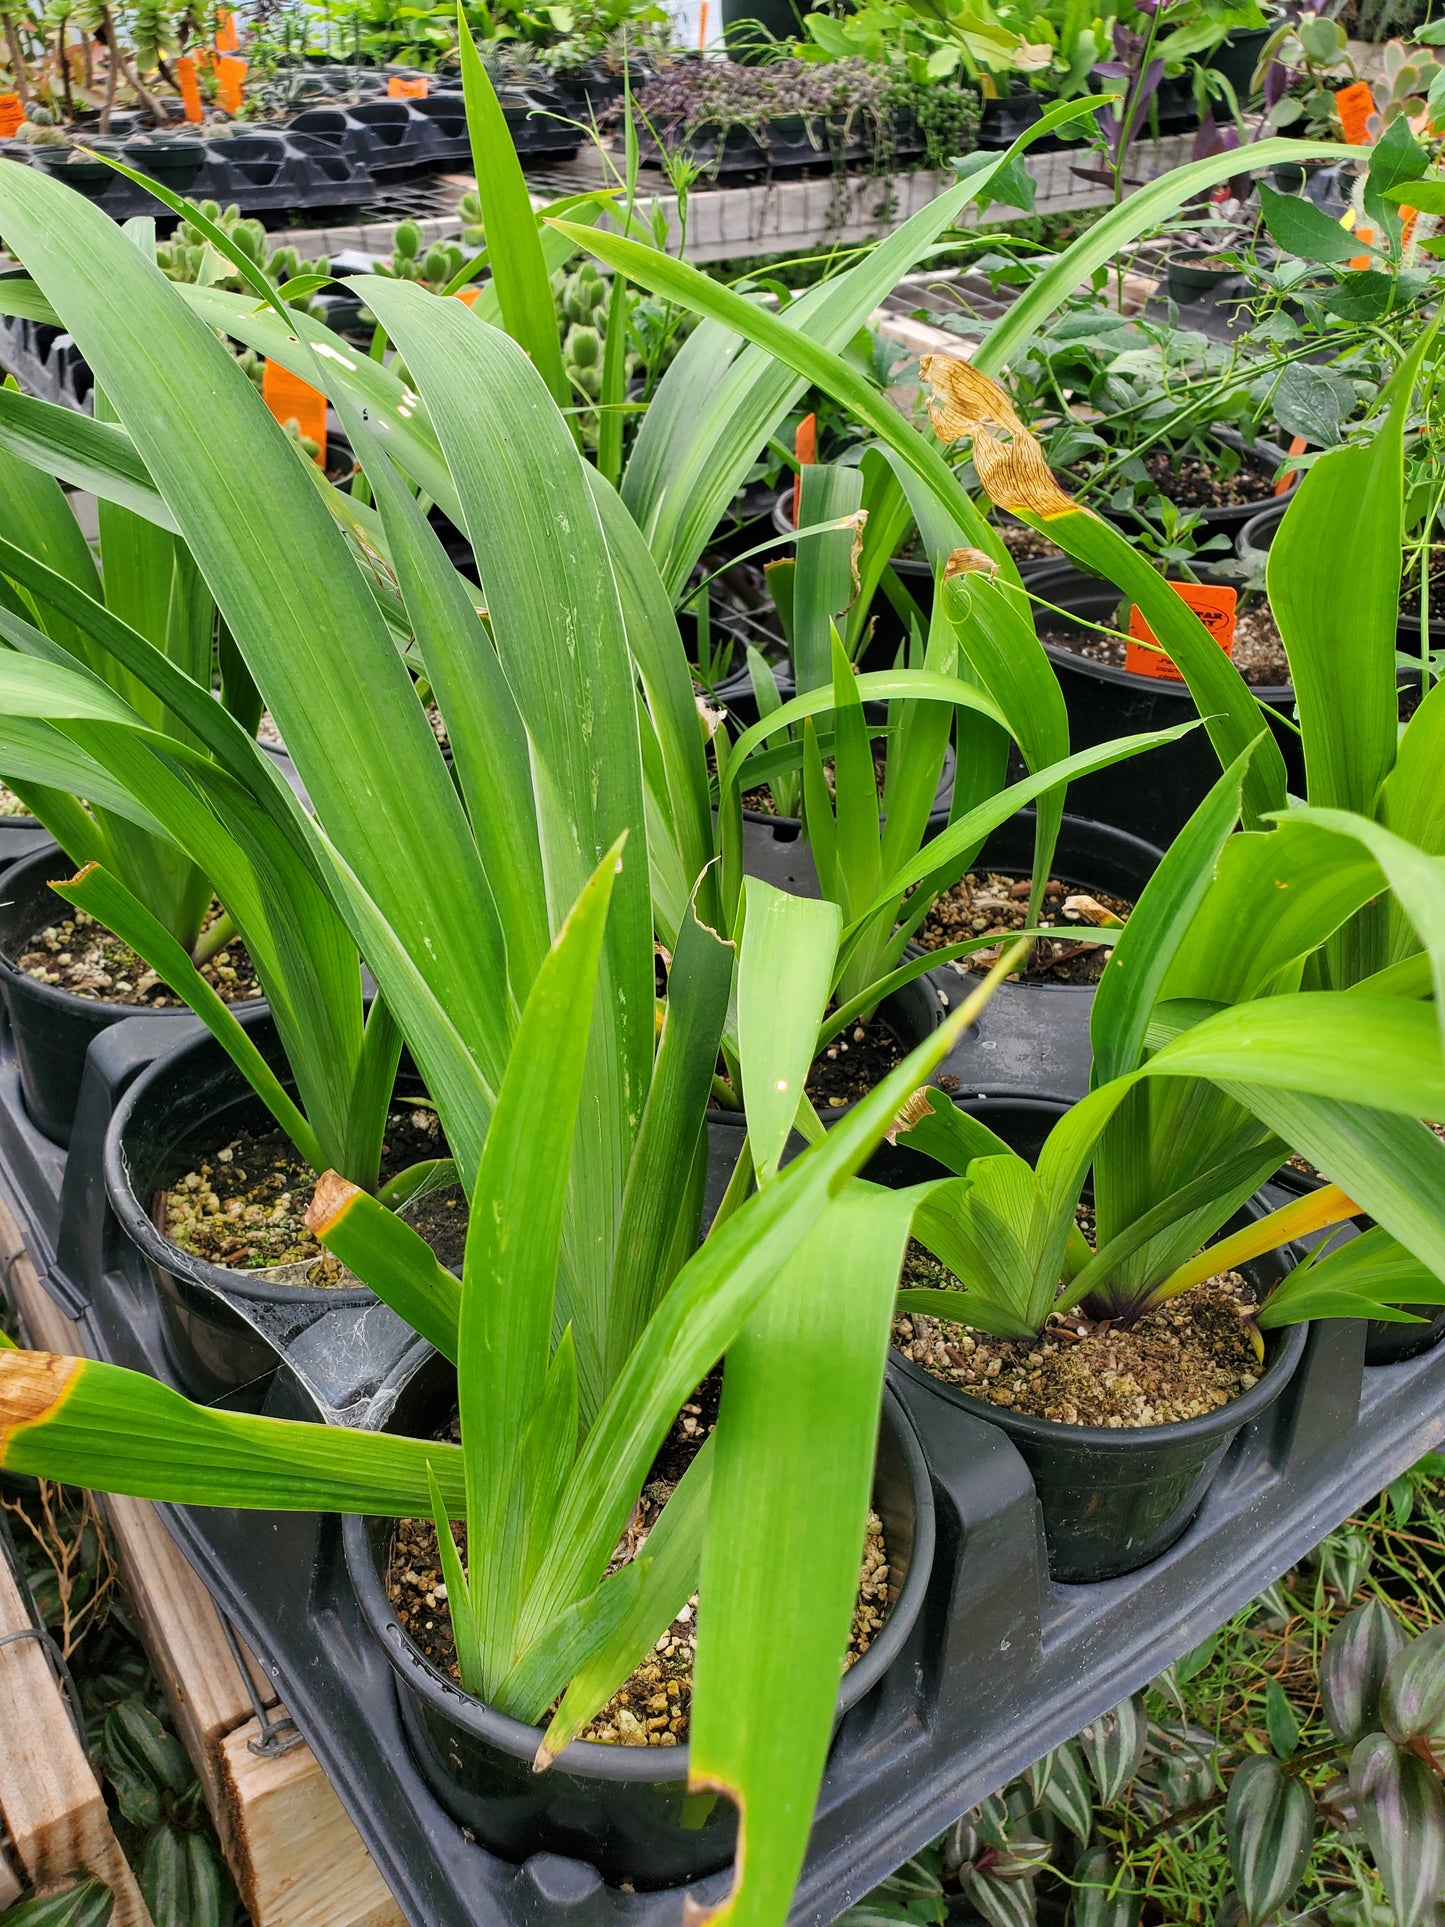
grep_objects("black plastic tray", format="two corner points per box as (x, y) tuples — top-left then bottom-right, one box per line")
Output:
(2, 1000), (1444, 1927)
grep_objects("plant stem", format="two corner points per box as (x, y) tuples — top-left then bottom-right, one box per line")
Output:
(191, 911), (237, 969)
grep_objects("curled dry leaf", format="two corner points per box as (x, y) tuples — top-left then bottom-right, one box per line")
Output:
(917, 355), (1080, 521)
(944, 547), (1001, 580)
(885, 1087), (936, 1146)
(305, 1169), (363, 1238)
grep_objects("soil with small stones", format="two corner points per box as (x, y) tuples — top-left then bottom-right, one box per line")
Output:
(1077, 448), (1278, 512)
(162, 1105), (448, 1276)
(997, 521), (1062, 567)
(741, 752), (891, 818)
(914, 870), (1132, 985)
(1042, 600), (1290, 688)
(14, 906), (261, 1006)
(807, 1017), (905, 1106)
(387, 1375), (891, 1746)
(894, 1252), (1260, 1427)
(0, 783), (34, 818)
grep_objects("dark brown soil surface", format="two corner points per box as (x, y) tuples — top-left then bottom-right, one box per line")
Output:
(915, 870), (1132, 985)
(1077, 447), (1279, 512)
(162, 1104), (448, 1276)
(388, 1373), (889, 1746)
(997, 520), (1063, 567)
(741, 751), (890, 818)
(1041, 598), (1290, 688)
(15, 905), (261, 1006)
(894, 1249), (1259, 1427)
(807, 1017), (905, 1106)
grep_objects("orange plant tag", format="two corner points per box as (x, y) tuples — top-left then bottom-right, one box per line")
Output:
(1350, 221), (1376, 271)
(1274, 433), (1307, 497)
(174, 54), (204, 123)
(1125, 582), (1237, 682)
(792, 411), (816, 527)
(388, 75), (429, 97)
(214, 53), (247, 113)
(262, 361), (327, 465)
(453, 286), (481, 306)
(215, 7), (239, 51)
(0, 93), (22, 138)
(1336, 81), (1376, 146)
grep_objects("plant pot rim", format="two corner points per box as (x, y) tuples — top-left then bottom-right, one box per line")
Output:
(104, 1013), (375, 1311)
(343, 1341), (937, 1783)
(891, 1305), (1308, 1452)
(0, 842), (263, 1027)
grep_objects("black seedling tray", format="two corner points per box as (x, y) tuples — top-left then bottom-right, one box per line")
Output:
(2, 1005), (1444, 1927)
(0, 128), (377, 219)
(290, 91), (580, 170)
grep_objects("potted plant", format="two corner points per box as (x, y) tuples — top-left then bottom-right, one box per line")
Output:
(879, 748), (1445, 1580)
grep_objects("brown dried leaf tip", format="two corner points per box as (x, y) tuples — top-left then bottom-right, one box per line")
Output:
(305, 1170), (362, 1239)
(918, 356), (1079, 522)
(885, 1087), (936, 1146)
(943, 547), (1000, 581)
(0, 1350), (79, 1459)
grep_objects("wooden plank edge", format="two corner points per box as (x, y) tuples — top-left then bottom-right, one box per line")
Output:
(0, 1185), (406, 1927)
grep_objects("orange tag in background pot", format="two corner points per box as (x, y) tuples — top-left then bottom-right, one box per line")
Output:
(792, 411), (816, 528)
(0, 94), (23, 138)
(174, 54), (204, 123)
(215, 7), (240, 51)
(388, 75), (429, 97)
(214, 53), (247, 113)
(1335, 80), (1376, 147)
(262, 361), (327, 466)
(1275, 433), (1307, 496)
(453, 285), (481, 306)
(1125, 582), (1238, 682)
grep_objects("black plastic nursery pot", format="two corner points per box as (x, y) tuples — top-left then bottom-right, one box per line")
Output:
(1165, 251), (1240, 304)
(871, 1096), (1309, 1583)
(1027, 563), (1300, 843)
(342, 1343), (935, 1889)
(1090, 432), (1292, 544)
(104, 1010), (374, 1406)
(1241, 502), (1436, 661)
(2, 999), (1442, 1927)
(0, 843), (222, 1148)
(977, 90), (1044, 150)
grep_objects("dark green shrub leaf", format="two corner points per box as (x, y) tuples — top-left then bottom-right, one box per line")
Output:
(1070, 1845), (1141, 1927)
(1224, 1754), (1314, 1925)
(1321, 1600), (1409, 1746)
(182, 1830), (234, 1927)
(1257, 184), (1362, 265)
(1176, 1633), (1219, 1686)
(1080, 1697), (1148, 1806)
(141, 1822), (190, 1927)
(1380, 1624), (1445, 1764)
(0, 1881), (112, 1927)
(1351, 1732), (1445, 1927)
(1271, 365), (1356, 449)
(1029, 1739), (1094, 1842)
(104, 1698), (190, 1799)
(1264, 1677), (1301, 1760)
(959, 1867), (1037, 1927)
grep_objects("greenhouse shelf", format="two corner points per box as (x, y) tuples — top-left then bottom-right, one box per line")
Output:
(1, 1003), (1442, 1927)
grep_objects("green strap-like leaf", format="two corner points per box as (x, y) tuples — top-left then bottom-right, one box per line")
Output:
(689, 1181), (922, 1927)
(309, 1182), (462, 1362)
(0, 1350), (465, 1515)
(738, 877), (841, 1184)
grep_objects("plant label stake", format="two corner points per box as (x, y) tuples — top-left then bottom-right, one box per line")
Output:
(389, 76), (429, 97)
(0, 95), (22, 138)
(1275, 435), (1307, 497)
(214, 54), (247, 115)
(262, 362), (327, 466)
(793, 411), (816, 528)
(174, 56), (203, 123)
(215, 8), (240, 52)
(1125, 582), (1237, 681)
(1335, 82), (1376, 148)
